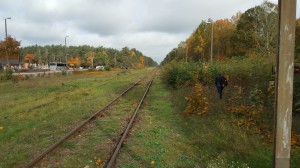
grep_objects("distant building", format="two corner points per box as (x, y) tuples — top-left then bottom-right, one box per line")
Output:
(0, 59), (20, 69)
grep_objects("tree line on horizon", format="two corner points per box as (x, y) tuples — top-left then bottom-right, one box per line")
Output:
(20, 45), (158, 68)
(0, 38), (158, 69)
(161, 1), (300, 65)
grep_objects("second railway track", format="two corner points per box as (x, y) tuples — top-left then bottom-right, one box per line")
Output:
(23, 69), (157, 168)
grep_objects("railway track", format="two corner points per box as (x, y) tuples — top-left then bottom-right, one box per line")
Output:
(105, 70), (156, 168)
(23, 69), (157, 168)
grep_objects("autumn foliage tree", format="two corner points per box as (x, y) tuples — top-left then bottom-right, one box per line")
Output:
(189, 29), (206, 62)
(194, 21), (212, 61)
(86, 51), (96, 68)
(213, 19), (235, 59)
(24, 54), (35, 63)
(20, 45), (157, 68)
(68, 56), (81, 67)
(0, 36), (21, 62)
(136, 56), (145, 68)
(162, 1), (279, 65)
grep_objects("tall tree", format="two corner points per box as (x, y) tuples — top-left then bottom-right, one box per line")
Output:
(231, 1), (278, 56)
(0, 36), (21, 63)
(185, 35), (194, 62)
(86, 51), (96, 68)
(24, 54), (35, 63)
(120, 47), (132, 67)
(190, 29), (206, 62)
(68, 56), (81, 67)
(213, 19), (235, 58)
(230, 11), (243, 25)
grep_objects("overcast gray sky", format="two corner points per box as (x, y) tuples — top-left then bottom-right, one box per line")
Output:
(0, 0), (297, 63)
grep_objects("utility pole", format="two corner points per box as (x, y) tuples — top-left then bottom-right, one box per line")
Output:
(208, 19), (214, 62)
(4, 17), (11, 68)
(5, 18), (11, 39)
(274, 0), (296, 167)
(65, 36), (69, 64)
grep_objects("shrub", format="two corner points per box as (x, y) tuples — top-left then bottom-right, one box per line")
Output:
(167, 67), (193, 88)
(203, 56), (274, 95)
(249, 85), (264, 106)
(161, 61), (201, 88)
(5, 69), (13, 80)
(104, 66), (111, 71)
(62, 70), (67, 76)
(184, 84), (208, 115)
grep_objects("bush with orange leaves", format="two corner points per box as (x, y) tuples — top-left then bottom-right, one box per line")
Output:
(184, 84), (208, 115)
(291, 133), (300, 147)
(227, 105), (263, 130)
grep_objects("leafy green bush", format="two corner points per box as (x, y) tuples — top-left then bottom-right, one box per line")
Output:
(161, 61), (201, 88)
(5, 69), (13, 80)
(184, 84), (208, 115)
(104, 66), (111, 71)
(249, 85), (264, 106)
(204, 57), (274, 91)
(62, 70), (67, 76)
(161, 57), (274, 92)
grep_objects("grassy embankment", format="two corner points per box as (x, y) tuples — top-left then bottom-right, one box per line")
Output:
(0, 68), (154, 167)
(116, 59), (300, 167)
(116, 78), (271, 167)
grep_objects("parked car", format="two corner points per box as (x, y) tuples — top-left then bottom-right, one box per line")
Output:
(96, 66), (104, 70)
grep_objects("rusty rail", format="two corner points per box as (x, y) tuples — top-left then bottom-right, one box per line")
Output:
(23, 78), (143, 168)
(105, 71), (156, 168)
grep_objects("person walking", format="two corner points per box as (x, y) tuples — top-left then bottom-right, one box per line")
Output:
(215, 73), (228, 99)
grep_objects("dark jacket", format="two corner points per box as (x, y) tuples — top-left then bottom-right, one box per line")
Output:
(215, 75), (227, 88)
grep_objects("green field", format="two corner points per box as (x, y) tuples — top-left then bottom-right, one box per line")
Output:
(0, 68), (299, 167)
(0, 68), (154, 167)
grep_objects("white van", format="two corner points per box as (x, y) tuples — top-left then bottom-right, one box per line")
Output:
(96, 66), (104, 70)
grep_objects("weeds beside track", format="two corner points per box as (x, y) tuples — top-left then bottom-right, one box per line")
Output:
(22, 69), (157, 167)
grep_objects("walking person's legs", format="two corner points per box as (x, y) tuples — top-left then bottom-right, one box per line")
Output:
(217, 86), (223, 99)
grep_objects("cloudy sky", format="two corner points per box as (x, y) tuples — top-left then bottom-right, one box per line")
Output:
(0, 0), (297, 63)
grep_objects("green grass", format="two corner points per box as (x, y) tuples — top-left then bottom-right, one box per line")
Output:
(36, 70), (156, 167)
(116, 76), (300, 167)
(117, 77), (205, 167)
(0, 68), (154, 167)
(1, 68), (299, 167)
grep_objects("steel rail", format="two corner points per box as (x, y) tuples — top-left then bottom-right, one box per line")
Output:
(105, 72), (156, 168)
(23, 78), (143, 168)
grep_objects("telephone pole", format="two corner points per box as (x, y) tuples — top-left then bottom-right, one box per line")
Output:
(208, 19), (213, 62)
(65, 36), (69, 64)
(4, 17), (11, 67)
(274, 0), (296, 167)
